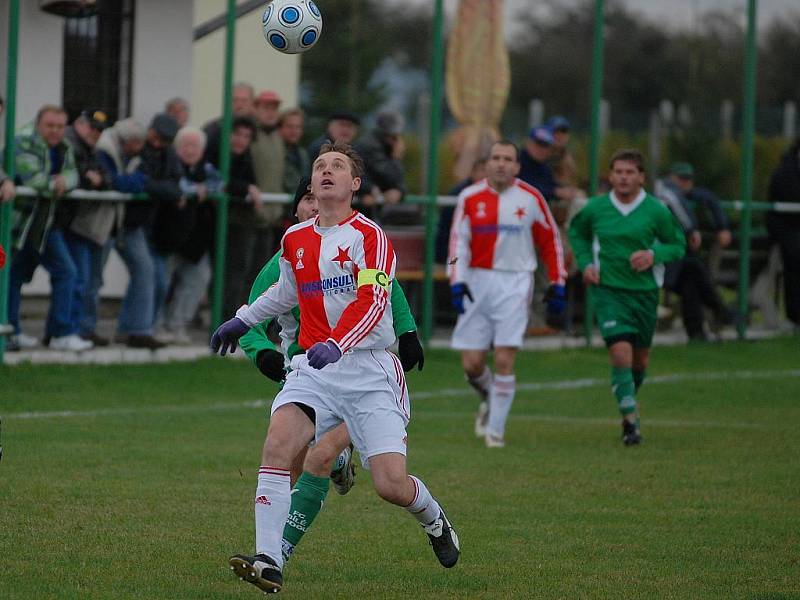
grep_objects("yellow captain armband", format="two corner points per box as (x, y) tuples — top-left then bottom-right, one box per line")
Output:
(357, 269), (391, 289)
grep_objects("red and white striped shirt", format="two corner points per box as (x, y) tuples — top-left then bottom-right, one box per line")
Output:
(447, 178), (566, 284)
(237, 211), (396, 353)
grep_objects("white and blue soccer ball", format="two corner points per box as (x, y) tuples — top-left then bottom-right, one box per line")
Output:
(262, 0), (322, 55)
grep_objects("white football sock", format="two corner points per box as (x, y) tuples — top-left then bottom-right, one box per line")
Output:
(255, 466), (291, 568)
(467, 366), (493, 399)
(487, 374), (516, 438)
(404, 475), (442, 525)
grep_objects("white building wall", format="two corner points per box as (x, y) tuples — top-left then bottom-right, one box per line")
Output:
(0, 0), (65, 136)
(131, 0), (195, 125)
(8, 1), (301, 301)
(13, 0), (195, 300)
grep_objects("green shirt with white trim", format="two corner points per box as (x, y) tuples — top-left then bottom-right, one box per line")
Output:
(568, 190), (686, 291)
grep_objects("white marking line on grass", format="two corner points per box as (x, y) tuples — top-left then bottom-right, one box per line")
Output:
(414, 368), (800, 399)
(4, 400), (266, 421)
(5, 368), (798, 426)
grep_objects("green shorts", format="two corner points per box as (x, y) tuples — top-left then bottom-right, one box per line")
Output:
(594, 285), (659, 349)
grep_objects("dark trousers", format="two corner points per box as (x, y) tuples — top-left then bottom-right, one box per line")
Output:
(223, 224), (281, 319)
(675, 256), (727, 338)
(246, 227), (280, 285)
(770, 224), (800, 325)
(223, 223), (256, 320)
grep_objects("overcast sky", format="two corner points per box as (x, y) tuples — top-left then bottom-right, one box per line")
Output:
(395, 0), (800, 35)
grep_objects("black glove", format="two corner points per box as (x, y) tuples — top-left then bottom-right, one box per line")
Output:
(256, 349), (286, 382)
(398, 331), (424, 372)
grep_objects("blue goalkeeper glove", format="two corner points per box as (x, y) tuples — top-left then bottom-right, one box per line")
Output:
(543, 284), (567, 315)
(210, 317), (250, 356)
(307, 340), (343, 370)
(450, 283), (474, 314)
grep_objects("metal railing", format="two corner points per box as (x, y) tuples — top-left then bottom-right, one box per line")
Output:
(2, 185), (798, 361)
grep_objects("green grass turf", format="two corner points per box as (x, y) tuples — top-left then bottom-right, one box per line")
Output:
(1, 336), (799, 599)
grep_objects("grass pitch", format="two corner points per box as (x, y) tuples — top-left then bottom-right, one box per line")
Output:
(2, 337), (799, 599)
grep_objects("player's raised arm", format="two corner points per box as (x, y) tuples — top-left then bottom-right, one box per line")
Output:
(211, 242), (299, 356)
(236, 253), (299, 327)
(327, 219), (394, 354)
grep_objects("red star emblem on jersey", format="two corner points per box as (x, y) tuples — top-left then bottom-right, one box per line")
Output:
(515, 206), (527, 220)
(332, 246), (352, 269)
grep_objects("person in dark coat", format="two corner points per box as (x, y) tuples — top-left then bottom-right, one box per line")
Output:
(307, 110), (360, 161)
(204, 115), (262, 319)
(767, 139), (800, 327)
(139, 114), (182, 339)
(158, 126), (222, 343)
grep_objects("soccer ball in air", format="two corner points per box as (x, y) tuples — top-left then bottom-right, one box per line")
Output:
(262, 0), (322, 54)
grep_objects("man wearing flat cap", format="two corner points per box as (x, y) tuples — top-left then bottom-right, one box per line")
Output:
(139, 113), (183, 341)
(307, 110), (361, 161)
(355, 110), (407, 214)
(60, 109), (110, 346)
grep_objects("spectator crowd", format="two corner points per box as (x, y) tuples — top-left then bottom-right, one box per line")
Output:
(0, 85), (411, 352)
(1, 87), (798, 353)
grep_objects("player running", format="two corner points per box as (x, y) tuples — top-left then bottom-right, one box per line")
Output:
(211, 142), (459, 593)
(447, 140), (567, 448)
(568, 149), (685, 445)
(239, 175), (425, 564)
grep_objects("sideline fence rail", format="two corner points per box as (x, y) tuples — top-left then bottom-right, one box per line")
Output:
(2, 186), (798, 364)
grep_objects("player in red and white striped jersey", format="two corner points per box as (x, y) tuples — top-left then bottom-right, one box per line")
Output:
(447, 140), (567, 448)
(211, 143), (459, 593)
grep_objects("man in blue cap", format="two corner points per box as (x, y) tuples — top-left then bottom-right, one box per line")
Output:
(519, 125), (579, 334)
(519, 125), (558, 200)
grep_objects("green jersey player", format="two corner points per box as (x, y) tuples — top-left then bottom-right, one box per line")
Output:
(568, 149), (685, 445)
(238, 177), (423, 564)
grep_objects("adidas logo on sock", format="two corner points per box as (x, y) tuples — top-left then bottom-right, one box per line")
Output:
(255, 495), (271, 505)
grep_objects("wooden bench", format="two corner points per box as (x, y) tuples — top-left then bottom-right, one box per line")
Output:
(384, 227), (449, 283)
(384, 227), (451, 321)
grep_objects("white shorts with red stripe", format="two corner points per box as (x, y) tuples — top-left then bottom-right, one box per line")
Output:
(271, 349), (410, 469)
(451, 269), (534, 350)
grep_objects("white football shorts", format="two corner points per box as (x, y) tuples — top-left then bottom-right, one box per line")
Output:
(271, 349), (410, 469)
(451, 268), (534, 350)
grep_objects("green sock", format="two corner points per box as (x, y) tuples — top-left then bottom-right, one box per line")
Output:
(611, 367), (637, 419)
(633, 369), (646, 392)
(281, 472), (329, 562)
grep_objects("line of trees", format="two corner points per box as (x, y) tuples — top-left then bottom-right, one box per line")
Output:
(297, 0), (800, 197)
(300, 0), (799, 132)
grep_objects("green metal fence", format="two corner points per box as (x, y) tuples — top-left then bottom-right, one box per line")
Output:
(2, 184), (795, 363)
(0, 0), (779, 364)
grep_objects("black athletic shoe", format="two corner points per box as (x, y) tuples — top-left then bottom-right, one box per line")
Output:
(422, 506), (461, 568)
(622, 420), (642, 446)
(229, 553), (283, 593)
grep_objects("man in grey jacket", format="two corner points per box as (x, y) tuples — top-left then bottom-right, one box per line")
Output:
(87, 118), (167, 349)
